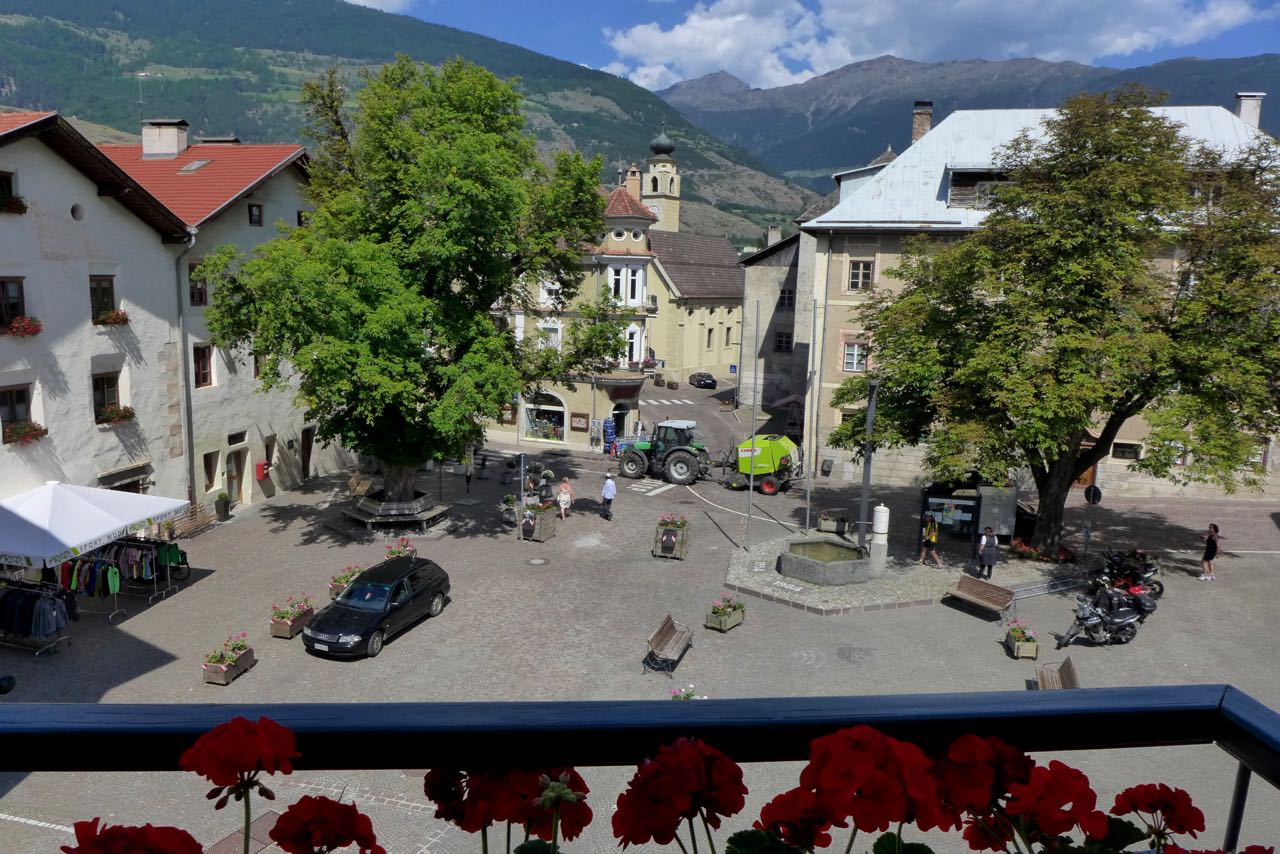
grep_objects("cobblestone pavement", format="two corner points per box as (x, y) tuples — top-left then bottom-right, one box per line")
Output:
(0, 442), (1277, 852)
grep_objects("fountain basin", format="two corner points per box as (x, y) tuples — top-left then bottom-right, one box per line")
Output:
(778, 537), (870, 585)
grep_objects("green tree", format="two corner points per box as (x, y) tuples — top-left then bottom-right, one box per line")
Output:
(201, 57), (621, 499)
(828, 87), (1280, 547)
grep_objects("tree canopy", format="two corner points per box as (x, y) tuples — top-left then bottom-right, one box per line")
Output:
(828, 87), (1280, 546)
(202, 57), (622, 498)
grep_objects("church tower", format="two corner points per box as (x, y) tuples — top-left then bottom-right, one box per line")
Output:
(641, 127), (680, 233)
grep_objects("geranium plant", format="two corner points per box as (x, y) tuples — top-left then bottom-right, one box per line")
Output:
(332, 565), (364, 587)
(2, 420), (48, 446)
(205, 631), (250, 666)
(657, 513), (688, 529)
(95, 404), (136, 425)
(386, 536), (417, 558)
(423, 767), (593, 853)
(271, 595), (313, 622)
(2, 314), (41, 337)
(1009, 538), (1078, 564)
(1006, 618), (1037, 643)
(93, 308), (130, 326)
(670, 684), (706, 701)
(710, 597), (746, 618)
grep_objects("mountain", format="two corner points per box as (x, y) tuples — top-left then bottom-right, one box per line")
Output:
(0, 0), (815, 238)
(659, 54), (1280, 190)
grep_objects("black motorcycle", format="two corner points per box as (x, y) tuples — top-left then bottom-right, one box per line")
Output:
(1056, 588), (1148, 648)
(1097, 549), (1164, 598)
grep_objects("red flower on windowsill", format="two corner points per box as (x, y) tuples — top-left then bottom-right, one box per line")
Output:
(268, 795), (385, 854)
(60, 817), (201, 853)
(2, 315), (41, 337)
(2, 420), (48, 446)
(93, 308), (130, 326)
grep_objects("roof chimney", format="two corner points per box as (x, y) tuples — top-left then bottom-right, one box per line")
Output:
(624, 163), (642, 201)
(141, 118), (189, 159)
(911, 100), (933, 144)
(767, 225), (782, 246)
(1235, 92), (1265, 129)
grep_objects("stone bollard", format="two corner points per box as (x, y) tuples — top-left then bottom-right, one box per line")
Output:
(872, 502), (890, 544)
(868, 541), (889, 578)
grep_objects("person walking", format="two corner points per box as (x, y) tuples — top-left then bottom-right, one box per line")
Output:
(919, 512), (943, 567)
(556, 476), (574, 519)
(463, 449), (474, 494)
(977, 526), (999, 579)
(600, 473), (617, 521)
(1199, 523), (1221, 580)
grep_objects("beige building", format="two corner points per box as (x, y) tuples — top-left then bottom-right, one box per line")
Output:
(743, 95), (1278, 498)
(489, 131), (743, 452)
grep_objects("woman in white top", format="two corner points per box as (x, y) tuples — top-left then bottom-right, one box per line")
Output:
(556, 477), (574, 519)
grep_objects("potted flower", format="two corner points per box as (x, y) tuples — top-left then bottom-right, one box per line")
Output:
(93, 308), (130, 326)
(330, 565), (363, 599)
(1004, 618), (1039, 660)
(270, 595), (314, 639)
(667, 379), (678, 390)
(653, 513), (689, 560)
(500, 494), (518, 526)
(202, 632), (254, 685)
(95, 404), (136, 425)
(705, 596), (746, 632)
(817, 509), (846, 534)
(670, 684), (707, 700)
(385, 536), (417, 559)
(521, 501), (557, 542)
(2, 315), (41, 337)
(214, 492), (230, 521)
(2, 420), (48, 446)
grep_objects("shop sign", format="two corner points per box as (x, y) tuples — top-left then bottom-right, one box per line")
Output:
(570, 412), (590, 432)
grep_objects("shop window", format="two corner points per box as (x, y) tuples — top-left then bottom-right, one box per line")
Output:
(188, 263), (208, 307)
(1112, 443), (1141, 460)
(248, 203), (263, 227)
(774, 331), (793, 353)
(203, 451), (220, 491)
(193, 344), (213, 388)
(92, 372), (121, 422)
(0, 277), (25, 330)
(89, 276), (115, 321)
(848, 261), (874, 291)
(524, 392), (565, 442)
(843, 341), (868, 372)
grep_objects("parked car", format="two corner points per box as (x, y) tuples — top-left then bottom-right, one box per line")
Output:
(689, 372), (718, 389)
(302, 556), (450, 658)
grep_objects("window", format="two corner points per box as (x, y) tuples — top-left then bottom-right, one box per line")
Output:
(296, 210), (308, 227)
(631, 229), (643, 241)
(0, 385), (32, 443)
(706, 328), (714, 350)
(92, 373), (120, 422)
(89, 276), (115, 321)
(252, 353), (261, 379)
(609, 267), (624, 299)
(228, 430), (247, 445)
(248, 204), (263, 227)
(843, 342), (868, 372)
(669, 177), (676, 193)
(774, 331), (793, 352)
(1, 278), (25, 329)
(203, 451), (219, 492)
(538, 281), (561, 306)
(848, 261), (874, 291)
(188, 264), (208, 307)
(538, 323), (562, 351)
(650, 176), (658, 192)
(193, 344), (213, 388)
(628, 268), (640, 302)
(612, 229), (626, 241)
(725, 327), (732, 348)
(1177, 269), (1197, 299)
(948, 170), (1009, 208)
(0, 172), (13, 199)
(1246, 441), (1269, 468)
(777, 287), (795, 310)
(1112, 443), (1141, 460)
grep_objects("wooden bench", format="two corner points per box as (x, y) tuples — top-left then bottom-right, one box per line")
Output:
(643, 614), (694, 678)
(1035, 657), (1081, 690)
(943, 575), (1016, 618)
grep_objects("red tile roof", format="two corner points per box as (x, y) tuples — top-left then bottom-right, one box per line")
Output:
(98, 143), (305, 227)
(0, 111), (57, 137)
(604, 186), (658, 221)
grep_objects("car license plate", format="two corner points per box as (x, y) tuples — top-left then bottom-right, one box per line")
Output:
(312, 643), (328, 651)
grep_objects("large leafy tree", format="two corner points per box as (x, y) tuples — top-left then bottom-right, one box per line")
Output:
(202, 57), (622, 499)
(829, 87), (1280, 547)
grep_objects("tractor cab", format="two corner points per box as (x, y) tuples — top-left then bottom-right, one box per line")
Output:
(651, 419), (699, 456)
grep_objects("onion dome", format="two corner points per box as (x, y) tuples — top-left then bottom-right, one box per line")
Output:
(649, 127), (675, 156)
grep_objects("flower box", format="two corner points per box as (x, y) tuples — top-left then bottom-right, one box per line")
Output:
(93, 308), (130, 326)
(95, 404), (136, 425)
(202, 647), (255, 686)
(270, 607), (314, 639)
(1, 315), (41, 337)
(0, 195), (27, 215)
(653, 524), (689, 560)
(1005, 632), (1039, 660)
(705, 609), (744, 632)
(2, 420), (48, 446)
(521, 506), (556, 542)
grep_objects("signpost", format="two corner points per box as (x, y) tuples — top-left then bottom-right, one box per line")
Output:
(1083, 485), (1102, 553)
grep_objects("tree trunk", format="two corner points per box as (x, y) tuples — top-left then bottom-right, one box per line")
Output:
(382, 463), (418, 502)
(1031, 455), (1077, 551)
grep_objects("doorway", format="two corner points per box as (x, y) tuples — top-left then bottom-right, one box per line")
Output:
(612, 403), (631, 439)
(226, 449), (246, 506)
(300, 426), (315, 480)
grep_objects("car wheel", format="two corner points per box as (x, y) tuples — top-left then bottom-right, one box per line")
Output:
(366, 630), (384, 658)
(428, 592), (445, 618)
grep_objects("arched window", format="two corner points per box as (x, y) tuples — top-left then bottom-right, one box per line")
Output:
(669, 177), (676, 193)
(524, 392), (566, 442)
(651, 176), (658, 192)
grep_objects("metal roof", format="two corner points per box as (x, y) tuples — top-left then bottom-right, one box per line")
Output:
(806, 106), (1268, 232)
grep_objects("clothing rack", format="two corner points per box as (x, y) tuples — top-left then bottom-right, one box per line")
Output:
(0, 578), (72, 657)
(60, 556), (125, 623)
(114, 536), (180, 603)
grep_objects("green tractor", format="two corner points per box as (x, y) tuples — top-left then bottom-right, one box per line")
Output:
(725, 434), (802, 495)
(618, 419), (712, 485)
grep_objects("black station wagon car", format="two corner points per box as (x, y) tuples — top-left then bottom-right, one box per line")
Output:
(302, 556), (450, 658)
(689, 372), (718, 389)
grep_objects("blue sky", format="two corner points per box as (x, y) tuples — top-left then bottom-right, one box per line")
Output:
(350, 0), (1280, 90)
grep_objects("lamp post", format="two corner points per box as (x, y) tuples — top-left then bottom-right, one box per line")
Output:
(858, 378), (880, 549)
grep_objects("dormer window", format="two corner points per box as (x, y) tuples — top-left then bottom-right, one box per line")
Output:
(948, 170), (1009, 209)
(180, 159), (213, 173)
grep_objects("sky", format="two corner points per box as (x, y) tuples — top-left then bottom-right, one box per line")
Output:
(346, 0), (1280, 90)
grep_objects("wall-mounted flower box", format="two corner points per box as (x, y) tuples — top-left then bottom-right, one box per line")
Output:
(2, 420), (48, 446)
(1, 315), (41, 337)
(95, 404), (136, 425)
(0, 195), (27, 215)
(93, 309), (130, 326)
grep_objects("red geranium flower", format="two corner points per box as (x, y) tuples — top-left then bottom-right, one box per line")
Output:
(1005, 760), (1108, 840)
(526, 769), (593, 842)
(61, 817), (201, 854)
(754, 786), (834, 850)
(423, 767), (592, 841)
(612, 738), (747, 848)
(960, 814), (1015, 852)
(179, 715), (299, 787)
(268, 795), (385, 854)
(1111, 782), (1205, 838)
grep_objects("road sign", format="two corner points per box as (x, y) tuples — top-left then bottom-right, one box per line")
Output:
(1084, 485), (1102, 505)
(729, 364), (737, 374)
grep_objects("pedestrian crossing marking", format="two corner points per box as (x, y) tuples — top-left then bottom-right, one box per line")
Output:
(639, 399), (698, 406)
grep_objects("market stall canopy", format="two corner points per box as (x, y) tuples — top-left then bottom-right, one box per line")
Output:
(0, 482), (188, 568)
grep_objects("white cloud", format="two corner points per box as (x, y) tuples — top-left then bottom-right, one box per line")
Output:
(344, 0), (415, 12)
(605, 0), (1280, 89)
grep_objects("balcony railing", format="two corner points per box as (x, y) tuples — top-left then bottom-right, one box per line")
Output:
(1, 684), (1276, 849)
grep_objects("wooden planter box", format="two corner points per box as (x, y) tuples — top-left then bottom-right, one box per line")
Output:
(270, 608), (314, 639)
(501, 506), (518, 526)
(705, 609), (745, 632)
(1005, 632), (1039, 660)
(202, 648), (255, 686)
(817, 517), (846, 534)
(521, 508), (556, 542)
(653, 525), (689, 560)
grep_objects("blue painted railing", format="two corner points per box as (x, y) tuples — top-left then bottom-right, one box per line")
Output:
(1, 685), (1276, 850)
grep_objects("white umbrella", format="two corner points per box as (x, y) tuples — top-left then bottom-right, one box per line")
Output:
(0, 482), (188, 568)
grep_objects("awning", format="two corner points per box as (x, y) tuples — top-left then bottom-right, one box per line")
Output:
(0, 482), (188, 568)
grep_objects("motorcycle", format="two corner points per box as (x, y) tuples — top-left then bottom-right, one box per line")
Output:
(1095, 549), (1164, 599)
(1056, 588), (1148, 648)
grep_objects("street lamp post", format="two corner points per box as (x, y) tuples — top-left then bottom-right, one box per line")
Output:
(858, 379), (880, 549)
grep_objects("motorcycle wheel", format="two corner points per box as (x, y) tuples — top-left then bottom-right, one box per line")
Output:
(1145, 579), (1165, 599)
(1056, 624), (1079, 649)
(1112, 624), (1138, 645)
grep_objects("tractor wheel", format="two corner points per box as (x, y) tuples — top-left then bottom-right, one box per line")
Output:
(759, 475), (781, 495)
(620, 450), (648, 479)
(665, 451), (699, 485)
